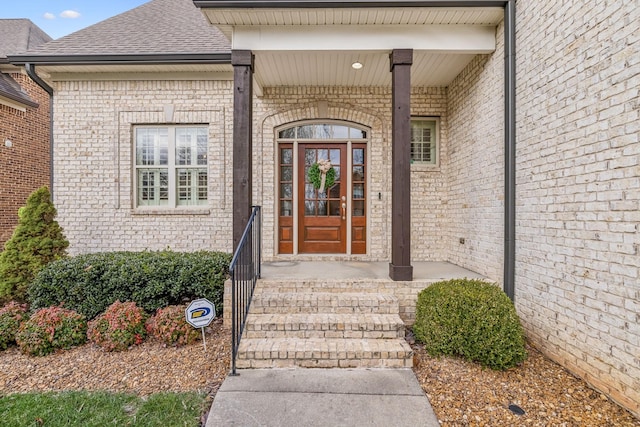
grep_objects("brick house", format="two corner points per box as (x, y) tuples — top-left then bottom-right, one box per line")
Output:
(0, 20), (52, 247)
(9, 0), (639, 416)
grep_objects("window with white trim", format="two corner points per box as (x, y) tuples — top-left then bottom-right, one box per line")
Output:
(410, 118), (438, 165)
(135, 126), (208, 207)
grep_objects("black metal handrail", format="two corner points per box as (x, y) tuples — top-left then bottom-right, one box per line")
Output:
(229, 206), (261, 375)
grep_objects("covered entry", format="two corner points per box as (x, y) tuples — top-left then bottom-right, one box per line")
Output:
(277, 122), (368, 255)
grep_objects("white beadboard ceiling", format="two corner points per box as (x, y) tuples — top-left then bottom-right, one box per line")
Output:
(202, 6), (502, 88)
(254, 51), (477, 87)
(203, 7), (504, 29)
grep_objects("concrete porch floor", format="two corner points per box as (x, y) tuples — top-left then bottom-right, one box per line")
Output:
(261, 260), (486, 282)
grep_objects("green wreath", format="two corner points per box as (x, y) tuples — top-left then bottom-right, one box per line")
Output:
(308, 162), (336, 190)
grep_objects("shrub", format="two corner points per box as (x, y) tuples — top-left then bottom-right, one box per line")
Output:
(146, 305), (200, 347)
(16, 306), (86, 356)
(0, 301), (29, 350)
(87, 301), (147, 351)
(0, 187), (69, 303)
(413, 279), (527, 370)
(29, 250), (231, 320)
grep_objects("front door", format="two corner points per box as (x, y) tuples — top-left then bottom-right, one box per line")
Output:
(277, 122), (368, 255)
(298, 144), (347, 253)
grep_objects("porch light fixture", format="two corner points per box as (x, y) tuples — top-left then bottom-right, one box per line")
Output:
(351, 62), (363, 70)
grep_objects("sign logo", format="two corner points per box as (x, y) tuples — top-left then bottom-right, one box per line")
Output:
(189, 307), (211, 319)
(185, 298), (216, 328)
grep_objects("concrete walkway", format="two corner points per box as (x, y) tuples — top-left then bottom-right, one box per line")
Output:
(206, 368), (440, 427)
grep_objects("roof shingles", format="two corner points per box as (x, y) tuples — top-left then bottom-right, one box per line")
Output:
(18, 0), (230, 57)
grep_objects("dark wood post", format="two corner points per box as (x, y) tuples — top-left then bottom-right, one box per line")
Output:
(389, 49), (413, 281)
(232, 50), (254, 252)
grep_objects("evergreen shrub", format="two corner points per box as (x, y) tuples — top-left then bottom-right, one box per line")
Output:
(16, 306), (86, 356)
(413, 279), (527, 370)
(0, 187), (68, 303)
(87, 301), (147, 352)
(146, 305), (200, 347)
(29, 250), (231, 320)
(0, 301), (29, 350)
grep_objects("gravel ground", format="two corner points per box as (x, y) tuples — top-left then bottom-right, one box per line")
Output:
(1, 323), (638, 426)
(412, 341), (640, 426)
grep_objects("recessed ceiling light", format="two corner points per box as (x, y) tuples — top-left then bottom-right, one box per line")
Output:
(352, 62), (363, 70)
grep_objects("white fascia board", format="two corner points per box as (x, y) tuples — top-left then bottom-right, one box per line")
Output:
(232, 24), (495, 53)
(0, 96), (28, 112)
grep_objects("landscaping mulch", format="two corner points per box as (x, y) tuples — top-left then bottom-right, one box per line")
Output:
(412, 341), (640, 426)
(0, 318), (230, 398)
(1, 322), (638, 426)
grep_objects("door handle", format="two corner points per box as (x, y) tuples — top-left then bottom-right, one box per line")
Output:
(341, 202), (346, 220)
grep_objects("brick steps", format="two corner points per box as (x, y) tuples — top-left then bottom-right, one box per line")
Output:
(237, 281), (413, 369)
(250, 292), (398, 314)
(244, 313), (405, 339)
(236, 338), (413, 369)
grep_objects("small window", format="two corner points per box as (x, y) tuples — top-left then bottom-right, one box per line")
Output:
(410, 118), (438, 165)
(135, 126), (208, 208)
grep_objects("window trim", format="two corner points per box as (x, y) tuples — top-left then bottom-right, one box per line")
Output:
(410, 117), (440, 169)
(133, 124), (210, 210)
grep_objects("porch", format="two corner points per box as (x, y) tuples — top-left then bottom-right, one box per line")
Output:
(226, 260), (487, 369)
(224, 260), (487, 327)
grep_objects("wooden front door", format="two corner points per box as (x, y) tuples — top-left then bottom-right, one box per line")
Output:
(298, 144), (347, 253)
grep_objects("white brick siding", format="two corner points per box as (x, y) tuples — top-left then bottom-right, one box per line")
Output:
(515, 0), (639, 416)
(53, 79), (234, 254)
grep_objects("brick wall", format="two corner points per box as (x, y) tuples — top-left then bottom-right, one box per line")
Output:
(515, 0), (639, 416)
(0, 72), (51, 247)
(52, 79), (234, 254)
(254, 86), (449, 261)
(446, 22), (505, 283)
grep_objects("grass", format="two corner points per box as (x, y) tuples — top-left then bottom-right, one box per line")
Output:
(0, 391), (206, 427)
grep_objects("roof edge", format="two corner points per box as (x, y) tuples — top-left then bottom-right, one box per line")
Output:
(8, 53), (232, 67)
(194, 0), (509, 8)
(0, 90), (39, 109)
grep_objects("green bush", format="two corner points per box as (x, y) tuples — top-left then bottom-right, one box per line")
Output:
(413, 279), (527, 370)
(29, 250), (231, 320)
(88, 301), (147, 351)
(146, 305), (201, 347)
(16, 306), (87, 356)
(0, 301), (29, 350)
(0, 187), (69, 303)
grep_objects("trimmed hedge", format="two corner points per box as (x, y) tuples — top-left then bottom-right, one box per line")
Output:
(0, 302), (29, 350)
(29, 251), (231, 320)
(146, 305), (201, 347)
(16, 306), (87, 356)
(413, 279), (527, 370)
(88, 301), (147, 351)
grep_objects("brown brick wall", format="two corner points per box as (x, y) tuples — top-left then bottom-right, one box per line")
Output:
(0, 72), (51, 247)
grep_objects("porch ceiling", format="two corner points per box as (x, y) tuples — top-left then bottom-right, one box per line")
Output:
(202, 6), (502, 88)
(254, 50), (477, 87)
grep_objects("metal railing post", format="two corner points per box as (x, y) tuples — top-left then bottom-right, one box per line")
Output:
(228, 206), (261, 376)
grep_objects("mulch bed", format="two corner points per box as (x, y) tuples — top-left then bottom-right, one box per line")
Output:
(1, 322), (638, 426)
(0, 319), (230, 397)
(412, 341), (640, 426)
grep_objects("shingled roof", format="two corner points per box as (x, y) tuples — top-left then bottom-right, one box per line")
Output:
(12, 0), (230, 60)
(0, 19), (52, 60)
(0, 19), (51, 107)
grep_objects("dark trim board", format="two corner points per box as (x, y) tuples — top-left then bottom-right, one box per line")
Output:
(194, 1), (508, 8)
(8, 53), (232, 66)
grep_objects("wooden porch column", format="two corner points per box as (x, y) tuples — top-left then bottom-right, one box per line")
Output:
(232, 50), (254, 252)
(389, 49), (413, 281)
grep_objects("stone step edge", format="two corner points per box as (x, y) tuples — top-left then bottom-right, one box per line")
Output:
(245, 313), (405, 331)
(237, 337), (413, 361)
